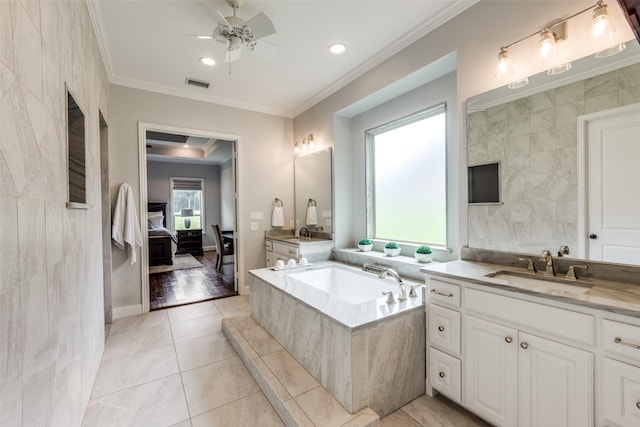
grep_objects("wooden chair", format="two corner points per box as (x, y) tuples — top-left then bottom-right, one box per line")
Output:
(212, 224), (233, 272)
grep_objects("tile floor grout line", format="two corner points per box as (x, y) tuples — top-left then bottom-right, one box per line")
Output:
(167, 307), (196, 423)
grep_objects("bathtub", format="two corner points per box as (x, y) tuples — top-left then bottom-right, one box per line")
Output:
(249, 262), (425, 416)
(282, 264), (420, 328)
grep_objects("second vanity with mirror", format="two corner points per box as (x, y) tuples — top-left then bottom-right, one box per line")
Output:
(265, 147), (334, 267)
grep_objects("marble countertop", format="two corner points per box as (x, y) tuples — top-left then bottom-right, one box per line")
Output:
(250, 261), (425, 329)
(421, 260), (640, 317)
(266, 236), (332, 244)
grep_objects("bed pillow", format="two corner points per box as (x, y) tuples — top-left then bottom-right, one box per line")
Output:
(148, 213), (164, 228)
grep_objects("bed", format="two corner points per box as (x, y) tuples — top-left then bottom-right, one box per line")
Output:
(147, 202), (177, 266)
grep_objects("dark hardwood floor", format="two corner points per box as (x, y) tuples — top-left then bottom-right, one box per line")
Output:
(149, 251), (237, 311)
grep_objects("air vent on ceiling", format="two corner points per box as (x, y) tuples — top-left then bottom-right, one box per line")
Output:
(185, 78), (211, 89)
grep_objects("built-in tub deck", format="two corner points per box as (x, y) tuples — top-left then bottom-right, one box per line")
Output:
(244, 261), (426, 418)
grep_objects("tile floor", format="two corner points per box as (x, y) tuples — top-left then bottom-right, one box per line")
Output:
(82, 297), (490, 427)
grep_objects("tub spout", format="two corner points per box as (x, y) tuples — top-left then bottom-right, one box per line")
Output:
(378, 268), (407, 301)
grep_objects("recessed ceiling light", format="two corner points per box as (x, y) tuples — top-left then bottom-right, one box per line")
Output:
(197, 35), (213, 40)
(328, 43), (346, 55)
(199, 56), (216, 66)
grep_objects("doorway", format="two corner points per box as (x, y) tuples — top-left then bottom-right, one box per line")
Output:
(579, 102), (640, 263)
(137, 123), (241, 312)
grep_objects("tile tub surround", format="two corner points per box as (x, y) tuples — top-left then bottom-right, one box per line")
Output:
(249, 263), (426, 416)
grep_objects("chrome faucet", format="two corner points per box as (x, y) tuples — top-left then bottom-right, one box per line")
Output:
(299, 227), (309, 238)
(540, 250), (555, 276)
(378, 268), (407, 301)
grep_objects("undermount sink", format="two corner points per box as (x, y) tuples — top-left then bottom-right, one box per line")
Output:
(484, 270), (594, 294)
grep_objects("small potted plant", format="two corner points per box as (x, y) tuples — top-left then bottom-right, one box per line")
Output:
(414, 245), (433, 263)
(358, 238), (373, 252)
(384, 241), (401, 257)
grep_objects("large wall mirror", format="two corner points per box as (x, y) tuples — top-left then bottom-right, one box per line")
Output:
(294, 148), (333, 235)
(466, 39), (640, 265)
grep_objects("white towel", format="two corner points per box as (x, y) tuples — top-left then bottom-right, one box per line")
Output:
(112, 183), (143, 265)
(306, 206), (318, 226)
(272, 206), (285, 227)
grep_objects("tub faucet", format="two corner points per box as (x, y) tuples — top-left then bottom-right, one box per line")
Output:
(378, 268), (407, 301)
(540, 249), (555, 276)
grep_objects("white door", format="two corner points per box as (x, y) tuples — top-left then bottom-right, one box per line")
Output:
(464, 315), (518, 427)
(518, 333), (593, 427)
(586, 103), (640, 264)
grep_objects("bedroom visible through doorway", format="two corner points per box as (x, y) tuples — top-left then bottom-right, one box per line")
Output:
(139, 124), (239, 311)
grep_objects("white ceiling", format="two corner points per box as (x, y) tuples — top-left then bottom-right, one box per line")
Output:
(88, 0), (477, 118)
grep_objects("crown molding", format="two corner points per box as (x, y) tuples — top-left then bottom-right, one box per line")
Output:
(86, 0), (114, 81)
(109, 75), (293, 118)
(291, 0), (480, 117)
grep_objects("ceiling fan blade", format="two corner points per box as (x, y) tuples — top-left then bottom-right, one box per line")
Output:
(246, 12), (276, 39)
(200, 3), (231, 28)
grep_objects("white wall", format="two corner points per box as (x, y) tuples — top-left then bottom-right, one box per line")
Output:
(293, 0), (634, 257)
(108, 85), (293, 310)
(146, 161), (221, 247)
(0, 1), (109, 426)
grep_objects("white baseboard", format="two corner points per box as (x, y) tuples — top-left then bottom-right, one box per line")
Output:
(113, 304), (143, 319)
(203, 245), (216, 252)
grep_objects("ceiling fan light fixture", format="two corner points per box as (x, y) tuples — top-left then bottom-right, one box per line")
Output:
(199, 56), (216, 66)
(329, 43), (347, 55)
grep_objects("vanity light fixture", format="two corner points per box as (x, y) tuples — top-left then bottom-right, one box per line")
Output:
(494, 0), (620, 87)
(294, 134), (315, 154)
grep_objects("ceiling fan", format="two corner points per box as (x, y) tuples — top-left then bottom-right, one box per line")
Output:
(198, 0), (276, 70)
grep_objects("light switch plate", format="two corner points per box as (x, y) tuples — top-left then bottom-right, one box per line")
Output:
(250, 222), (259, 231)
(250, 211), (264, 220)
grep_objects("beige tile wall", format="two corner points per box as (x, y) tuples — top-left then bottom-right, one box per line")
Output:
(0, 1), (109, 426)
(467, 62), (640, 253)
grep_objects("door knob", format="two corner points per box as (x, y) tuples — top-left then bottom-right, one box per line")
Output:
(439, 371), (445, 378)
(520, 342), (529, 349)
(505, 336), (513, 343)
(438, 326), (445, 332)
(589, 234), (597, 239)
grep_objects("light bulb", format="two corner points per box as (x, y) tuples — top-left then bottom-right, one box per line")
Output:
(294, 144), (299, 153)
(495, 47), (515, 81)
(592, 1), (615, 40)
(538, 28), (558, 64)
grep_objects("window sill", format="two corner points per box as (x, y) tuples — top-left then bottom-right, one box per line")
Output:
(66, 202), (92, 210)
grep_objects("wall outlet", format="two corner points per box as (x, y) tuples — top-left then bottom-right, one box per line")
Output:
(250, 211), (264, 220)
(250, 222), (259, 231)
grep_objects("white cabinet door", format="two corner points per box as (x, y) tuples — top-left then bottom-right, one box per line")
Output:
(602, 357), (640, 427)
(464, 315), (518, 427)
(518, 332), (593, 427)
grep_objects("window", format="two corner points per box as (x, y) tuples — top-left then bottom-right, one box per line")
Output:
(366, 104), (447, 246)
(171, 178), (204, 231)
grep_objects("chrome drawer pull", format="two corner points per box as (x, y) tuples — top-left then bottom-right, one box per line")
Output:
(439, 371), (445, 378)
(505, 336), (513, 344)
(437, 326), (445, 332)
(520, 342), (529, 349)
(430, 289), (453, 298)
(637, 402), (640, 410)
(614, 337), (640, 349)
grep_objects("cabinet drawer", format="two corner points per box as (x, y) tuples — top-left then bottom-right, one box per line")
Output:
(603, 319), (640, 364)
(265, 240), (273, 251)
(428, 304), (461, 356)
(429, 347), (461, 403)
(428, 279), (461, 308)
(464, 288), (594, 346)
(602, 357), (640, 426)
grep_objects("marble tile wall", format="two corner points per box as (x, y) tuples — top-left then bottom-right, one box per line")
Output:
(250, 273), (425, 416)
(0, 1), (109, 426)
(467, 62), (640, 253)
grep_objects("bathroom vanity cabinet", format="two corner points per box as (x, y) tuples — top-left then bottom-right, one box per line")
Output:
(424, 269), (640, 427)
(264, 236), (333, 267)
